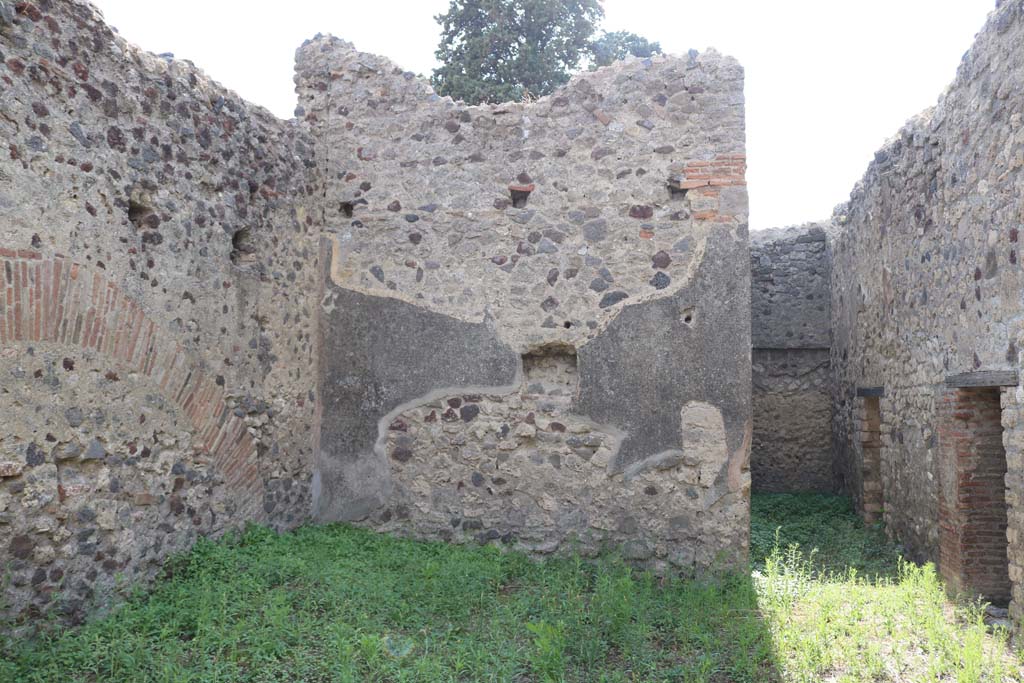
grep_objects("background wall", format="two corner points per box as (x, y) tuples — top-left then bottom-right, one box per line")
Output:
(0, 0), (321, 625)
(298, 37), (753, 569)
(750, 225), (832, 492)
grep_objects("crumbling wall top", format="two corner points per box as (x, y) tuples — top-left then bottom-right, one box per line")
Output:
(295, 33), (744, 127)
(296, 33), (748, 353)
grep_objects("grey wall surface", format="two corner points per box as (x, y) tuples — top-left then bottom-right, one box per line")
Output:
(0, 0), (321, 625)
(749, 225), (832, 492)
(0, 0), (754, 626)
(751, 225), (830, 349)
(316, 268), (521, 522)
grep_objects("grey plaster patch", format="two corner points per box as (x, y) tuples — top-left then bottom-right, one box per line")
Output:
(316, 263), (521, 522)
(574, 228), (751, 475)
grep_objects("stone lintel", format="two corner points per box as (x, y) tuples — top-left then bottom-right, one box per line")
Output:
(944, 371), (1019, 388)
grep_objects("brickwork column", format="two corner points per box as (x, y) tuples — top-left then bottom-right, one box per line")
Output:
(938, 387), (1011, 604)
(878, 396), (895, 532)
(1002, 387), (1024, 622)
(857, 396), (883, 523)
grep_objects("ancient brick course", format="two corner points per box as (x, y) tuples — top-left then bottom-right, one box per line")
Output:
(0, 0), (319, 625)
(1, 251), (261, 504)
(6, 0), (1023, 634)
(937, 387), (1011, 603)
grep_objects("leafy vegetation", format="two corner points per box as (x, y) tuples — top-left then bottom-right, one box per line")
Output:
(2, 494), (1020, 682)
(590, 30), (661, 68)
(431, 0), (661, 104)
(432, 0), (603, 105)
(754, 494), (1018, 682)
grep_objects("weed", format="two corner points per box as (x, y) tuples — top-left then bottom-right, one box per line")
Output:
(526, 620), (567, 681)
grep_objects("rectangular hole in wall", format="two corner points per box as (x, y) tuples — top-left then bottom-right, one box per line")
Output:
(940, 386), (1011, 605)
(860, 396), (883, 524)
(522, 344), (578, 407)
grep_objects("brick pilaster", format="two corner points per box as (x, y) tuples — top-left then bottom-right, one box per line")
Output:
(937, 387), (1011, 603)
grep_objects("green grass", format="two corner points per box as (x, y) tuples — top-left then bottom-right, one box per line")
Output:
(1, 494), (1021, 682)
(753, 494), (1019, 682)
(750, 493), (901, 576)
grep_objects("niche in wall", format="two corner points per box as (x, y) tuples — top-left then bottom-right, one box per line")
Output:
(522, 344), (578, 407)
(230, 227), (257, 265)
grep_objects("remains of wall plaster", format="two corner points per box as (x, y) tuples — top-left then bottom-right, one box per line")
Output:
(300, 37), (752, 569)
(830, 0), (1024, 620)
(0, 0), (320, 625)
(750, 225), (832, 492)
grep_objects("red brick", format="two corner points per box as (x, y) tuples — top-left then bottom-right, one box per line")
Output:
(938, 386), (1010, 600)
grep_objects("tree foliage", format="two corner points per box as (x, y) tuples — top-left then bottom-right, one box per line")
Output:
(590, 30), (662, 68)
(432, 0), (604, 104)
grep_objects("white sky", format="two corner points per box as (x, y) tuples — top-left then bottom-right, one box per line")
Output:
(92, 0), (995, 230)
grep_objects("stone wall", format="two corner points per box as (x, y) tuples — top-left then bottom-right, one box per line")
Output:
(0, 0), (754, 625)
(0, 0), (321, 625)
(750, 225), (832, 492)
(298, 38), (752, 570)
(830, 0), (1024, 618)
